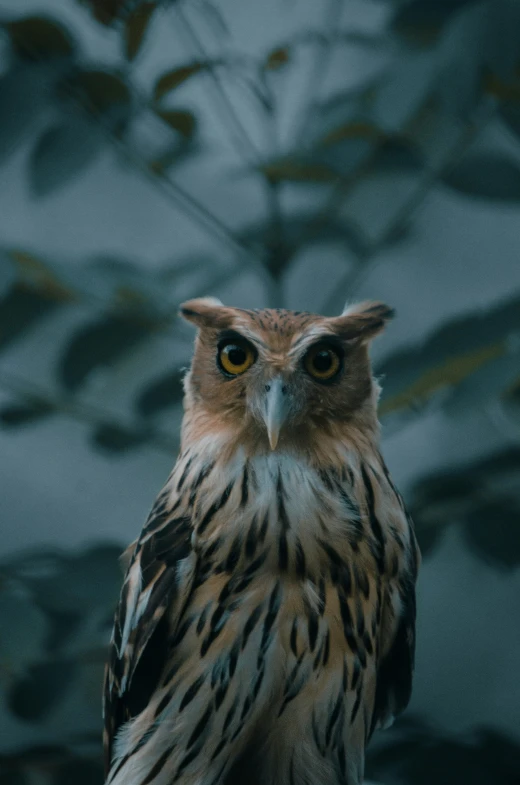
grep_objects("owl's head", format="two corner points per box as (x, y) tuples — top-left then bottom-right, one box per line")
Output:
(180, 298), (393, 451)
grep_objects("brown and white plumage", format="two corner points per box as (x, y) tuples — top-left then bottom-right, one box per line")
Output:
(103, 299), (420, 785)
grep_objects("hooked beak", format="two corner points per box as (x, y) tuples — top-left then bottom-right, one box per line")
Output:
(263, 377), (290, 450)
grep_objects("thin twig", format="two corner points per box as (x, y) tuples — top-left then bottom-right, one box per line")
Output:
(174, 4), (286, 304)
(111, 129), (266, 269)
(175, 5), (261, 162)
(291, 0), (344, 141)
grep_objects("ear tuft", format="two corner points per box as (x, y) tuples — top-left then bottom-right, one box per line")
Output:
(179, 297), (231, 329)
(332, 300), (395, 342)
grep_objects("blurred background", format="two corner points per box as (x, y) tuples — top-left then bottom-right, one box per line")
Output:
(0, 0), (519, 783)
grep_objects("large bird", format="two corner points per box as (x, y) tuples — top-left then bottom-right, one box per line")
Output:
(103, 298), (420, 785)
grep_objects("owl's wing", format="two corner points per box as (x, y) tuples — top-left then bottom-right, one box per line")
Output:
(370, 527), (420, 737)
(103, 503), (193, 775)
(371, 579), (416, 735)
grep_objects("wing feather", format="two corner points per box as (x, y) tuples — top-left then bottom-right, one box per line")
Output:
(370, 524), (420, 737)
(370, 578), (416, 736)
(103, 507), (193, 775)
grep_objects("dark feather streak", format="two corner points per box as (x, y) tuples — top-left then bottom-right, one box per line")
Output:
(198, 482), (234, 535)
(186, 704), (213, 749)
(361, 464), (386, 574)
(179, 674), (205, 712)
(142, 747), (172, 785)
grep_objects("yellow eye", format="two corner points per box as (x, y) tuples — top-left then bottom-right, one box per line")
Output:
(218, 340), (256, 376)
(304, 343), (341, 381)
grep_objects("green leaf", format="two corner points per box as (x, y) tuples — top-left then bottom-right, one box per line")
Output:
(463, 500), (520, 570)
(61, 69), (132, 132)
(148, 139), (197, 175)
(8, 249), (77, 301)
(81, 0), (126, 25)
(125, 1), (157, 60)
(484, 72), (520, 104)
(307, 90), (373, 147)
(435, 3), (485, 119)
(368, 725), (520, 785)
(54, 759), (104, 785)
(414, 522), (446, 559)
(317, 120), (381, 147)
(29, 116), (104, 197)
(136, 367), (185, 417)
(84, 256), (176, 317)
(444, 348), (520, 416)
(0, 401), (54, 428)
(263, 47), (290, 70)
(373, 137), (424, 173)
(0, 591), (47, 678)
(503, 369), (520, 424)
(259, 157), (338, 183)
(484, 0), (520, 81)
(92, 423), (148, 453)
(0, 66), (52, 165)
(378, 293), (520, 417)
(8, 660), (77, 722)
(258, 121), (382, 185)
(58, 315), (153, 392)
(154, 62), (208, 101)
(2, 548), (69, 585)
(309, 136), (375, 176)
(391, 0), (473, 44)
(0, 256), (16, 298)
(4, 15), (75, 60)
(437, 51), (482, 120)
(0, 769), (27, 785)
(0, 284), (62, 353)
(0, 748), (104, 785)
(156, 109), (197, 138)
(410, 472), (475, 555)
(443, 152), (520, 201)
(500, 102), (520, 139)
(30, 545), (123, 614)
(372, 50), (439, 132)
(410, 448), (520, 565)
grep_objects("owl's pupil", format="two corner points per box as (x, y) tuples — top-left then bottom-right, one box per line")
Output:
(314, 351), (332, 372)
(228, 346), (246, 366)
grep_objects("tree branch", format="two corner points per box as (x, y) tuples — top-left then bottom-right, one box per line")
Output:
(173, 4), (286, 305)
(290, 0), (344, 141)
(175, 4), (261, 162)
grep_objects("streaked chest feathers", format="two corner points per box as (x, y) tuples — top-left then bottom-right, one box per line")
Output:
(167, 444), (410, 674)
(108, 444), (416, 785)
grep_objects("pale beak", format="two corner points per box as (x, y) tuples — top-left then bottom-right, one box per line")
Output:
(263, 377), (290, 450)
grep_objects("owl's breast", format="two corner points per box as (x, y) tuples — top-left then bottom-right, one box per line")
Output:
(188, 449), (369, 588)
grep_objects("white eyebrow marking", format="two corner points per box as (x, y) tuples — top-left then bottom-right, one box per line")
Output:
(225, 321), (269, 350)
(287, 330), (339, 358)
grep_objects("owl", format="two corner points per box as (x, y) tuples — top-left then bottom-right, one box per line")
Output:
(103, 298), (420, 785)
